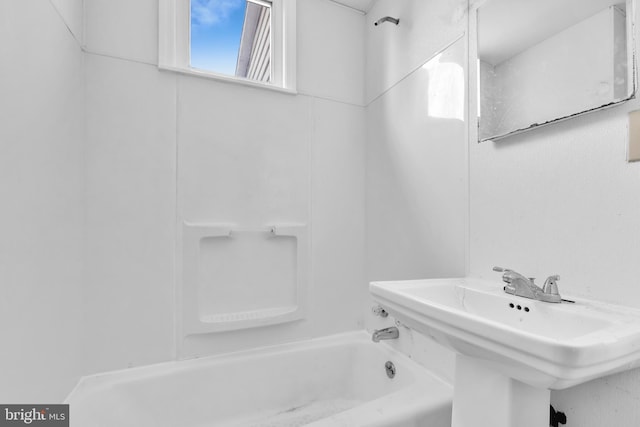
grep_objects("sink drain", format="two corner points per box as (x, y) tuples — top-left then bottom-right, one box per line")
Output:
(385, 361), (396, 378)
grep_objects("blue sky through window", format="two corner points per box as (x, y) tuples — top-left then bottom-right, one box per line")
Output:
(190, 0), (247, 75)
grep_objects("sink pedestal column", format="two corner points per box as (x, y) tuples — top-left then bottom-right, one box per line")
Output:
(452, 355), (550, 427)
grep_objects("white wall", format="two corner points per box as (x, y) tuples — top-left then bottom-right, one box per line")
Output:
(0, 0), (84, 402)
(469, 2), (640, 425)
(365, 0), (468, 281)
(363, 0), (468, 383)
(50, 0), (84, 43)
(365, 0), (469, 103)
(82, 0), (366, 368)
(83, 53), (177, 374)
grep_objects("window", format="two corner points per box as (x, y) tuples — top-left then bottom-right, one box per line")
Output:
(159, 0), (296, 91)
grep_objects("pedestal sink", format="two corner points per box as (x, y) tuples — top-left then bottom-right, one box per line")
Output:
(370, 278), (640, 427)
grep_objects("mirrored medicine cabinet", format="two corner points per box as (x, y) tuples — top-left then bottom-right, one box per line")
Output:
(477, 0), (637, 142)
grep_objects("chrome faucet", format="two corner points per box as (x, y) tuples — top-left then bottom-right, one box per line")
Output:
(372, 326), (399, 342)
(493, 267), (562, 303)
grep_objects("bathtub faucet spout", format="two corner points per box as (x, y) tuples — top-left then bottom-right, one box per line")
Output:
(372, 327), (399, 342)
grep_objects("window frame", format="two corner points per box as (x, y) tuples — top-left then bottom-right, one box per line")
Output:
(158, 0), (296, 93)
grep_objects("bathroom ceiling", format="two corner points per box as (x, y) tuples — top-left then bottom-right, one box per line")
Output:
(331, 0), (375, 13)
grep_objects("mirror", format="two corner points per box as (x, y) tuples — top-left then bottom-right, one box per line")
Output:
(477, 0), (636, 142)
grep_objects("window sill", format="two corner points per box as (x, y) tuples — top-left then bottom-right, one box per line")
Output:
(158, 65), (297, 95)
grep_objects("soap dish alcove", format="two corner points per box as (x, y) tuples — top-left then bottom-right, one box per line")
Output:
(181, 222), (309, 336)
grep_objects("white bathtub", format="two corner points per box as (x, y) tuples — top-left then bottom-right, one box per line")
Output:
(66, 331), (452, 427)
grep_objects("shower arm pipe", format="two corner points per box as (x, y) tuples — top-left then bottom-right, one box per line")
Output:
(374, 16), (399, 26)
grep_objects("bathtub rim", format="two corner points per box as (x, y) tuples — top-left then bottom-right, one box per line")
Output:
(65, 329), (452, 404)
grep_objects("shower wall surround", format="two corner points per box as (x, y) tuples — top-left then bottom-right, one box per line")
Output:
(176, 77), (312, 347)
(365, 0), (468, 282)
(0, 0), (84, 401)
(84, 52), (177, 373)
(83, 0), (367, 367)
(364, 0), (469, 383)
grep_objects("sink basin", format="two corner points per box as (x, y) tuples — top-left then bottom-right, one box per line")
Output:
(370, 278), (640, 390)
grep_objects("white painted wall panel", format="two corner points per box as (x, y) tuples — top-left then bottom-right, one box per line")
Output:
(298, 0), (365, 105)
(177, 78), (311, 227)
(366, 37), (467, 282)
(176, 77), (366, 358)
(50, 0), (84, 43)
(363, 0), (467, 383)
(311, 98), (367, 333)
(84, 54), (176, 374)
(176, 78), (312, 356)
(470, 112), (640, 304)
(365, 0), (468, 103)
(0, 0), (84, 402)
(84, 0), (158, 64)
(81, 0), (366, 365)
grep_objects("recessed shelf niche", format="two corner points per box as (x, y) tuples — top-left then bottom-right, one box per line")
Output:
(181, 223), (309, 336)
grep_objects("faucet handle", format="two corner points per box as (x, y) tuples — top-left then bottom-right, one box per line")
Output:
(542, 275), (561, 295)
(493, 266), (515, 285)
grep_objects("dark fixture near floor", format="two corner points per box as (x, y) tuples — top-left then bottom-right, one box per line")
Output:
(550, 405), (567, 427)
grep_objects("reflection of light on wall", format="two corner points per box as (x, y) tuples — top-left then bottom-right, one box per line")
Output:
(422, 53), (464, 121)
